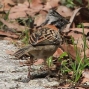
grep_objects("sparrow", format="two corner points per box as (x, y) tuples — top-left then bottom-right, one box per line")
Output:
(14, 9), (69, 81)
(14, 24), (62, 80)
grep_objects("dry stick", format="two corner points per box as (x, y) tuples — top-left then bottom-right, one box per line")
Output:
(64, 7), (83, 32)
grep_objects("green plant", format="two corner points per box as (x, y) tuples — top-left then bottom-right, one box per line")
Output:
(22, 29), (29, 44)
(47, 56), (53, 67)
(72, 24), (89, 83)
(18, 16), (34, 45)
(47, 52), (68, 68)
(61, 0), (75, 8)
(76, 0), (82, 5)
(28, 0), (32, 3)
(59, 24), (89, 83)
(17, 16), (34, 28)
(0, 9), (11, 29)
(45, 24), (89, 83)
(4, 9), (11, 20)
(61, 0), (84, 8)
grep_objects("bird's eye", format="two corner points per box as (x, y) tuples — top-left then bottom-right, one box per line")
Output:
(60, 19), (63, 22)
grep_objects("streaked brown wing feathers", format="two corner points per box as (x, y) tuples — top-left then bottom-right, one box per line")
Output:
(29, 25), (61, 45)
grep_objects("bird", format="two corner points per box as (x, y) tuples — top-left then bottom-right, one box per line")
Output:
(14, 9), (69, 81)
(14, 25), (62, 79)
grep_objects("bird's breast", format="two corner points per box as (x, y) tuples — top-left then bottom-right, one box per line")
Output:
(29, 45), (58, 59)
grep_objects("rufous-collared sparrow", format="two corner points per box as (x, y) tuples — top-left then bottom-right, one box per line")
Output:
(14, 9), (69, 81)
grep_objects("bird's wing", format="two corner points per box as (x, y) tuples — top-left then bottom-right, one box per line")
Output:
(29, 25), (62, 46)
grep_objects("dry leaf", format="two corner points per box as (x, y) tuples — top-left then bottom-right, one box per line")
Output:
(9, 11), (27, 19)
(34, 59), (44, 65)
(0, 30), (19, 38)
(60, 44), (80, 60)
(12, 0), (26, 4)
(30, 0), (43, 12)
(70, 28), (89, 35)
(57, 5), (73, 17)
(9, 3), (29, 19)
(5, 50), (14, 55)
(0, 18), (26, 32)
(4, 37), (14, 42)
(82, 69), (89, 82)
(53, 48), (64, 58)
(30, 0), (42, 7)
(44, 0), (59, 10)
(0, 0), (15, 11)
(34, 10), (47, 26)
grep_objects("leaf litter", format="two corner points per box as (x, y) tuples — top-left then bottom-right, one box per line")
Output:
(0, 0), (89, 89)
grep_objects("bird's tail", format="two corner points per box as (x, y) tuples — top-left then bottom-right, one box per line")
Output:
(14, 45), (31, 58)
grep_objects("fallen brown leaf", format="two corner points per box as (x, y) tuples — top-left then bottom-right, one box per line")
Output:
(34, 59), (44, 65)
(0, 0), (15, 11)
(0, 30), (19, 39)
(12, 0), (26, 4)
(83, 23), (89, 27)
(34, 10), (47, 26)
(57, 5), (73, 17)
(0, 18), (26, 32)
(44, 0), (59, 10)
(30, 0), (43, 12)
(69, 28), (89, 35)
(53, 48), (64, 58)
(60, 44), (80, 60)
(9, 11), (27, 19)
(30, 0), (42, 7)
(9, 3), (28, 19)
(5, 50), (15, 55)
(4, 37), (14, 42)
(82, 69), (89, 79)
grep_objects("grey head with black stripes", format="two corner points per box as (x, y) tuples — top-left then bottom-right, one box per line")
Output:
(41, 9), (69, 31)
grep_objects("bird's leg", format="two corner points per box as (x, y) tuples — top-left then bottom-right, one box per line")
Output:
(42, 58), (52, 81)
(27, 55), (34, 80)
(27, 66), (31, 79)
(45, 69), (52, 82)
(21, 56), (34, 83)
(19, 55), (34, 82)
(19, 58), (31, 66)
(45, 57), (58, 81)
